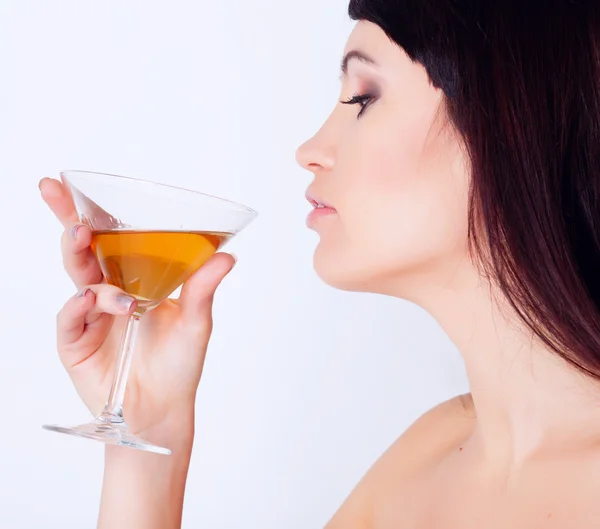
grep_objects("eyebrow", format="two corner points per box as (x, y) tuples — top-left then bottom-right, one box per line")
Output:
(340, 50), (379, 75)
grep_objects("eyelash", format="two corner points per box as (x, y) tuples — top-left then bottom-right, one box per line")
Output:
(340, 93), (374, 118)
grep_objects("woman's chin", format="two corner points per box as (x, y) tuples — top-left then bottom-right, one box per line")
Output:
(312, 242), (427, 297)
(313, 246), (375, 293)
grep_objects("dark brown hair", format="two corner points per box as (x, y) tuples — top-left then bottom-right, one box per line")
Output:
(349, 0), (600, 378)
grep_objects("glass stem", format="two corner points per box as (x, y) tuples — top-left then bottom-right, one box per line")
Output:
(98, 313), (141, 423)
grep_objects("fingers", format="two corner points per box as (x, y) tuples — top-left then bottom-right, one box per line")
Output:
(178, 252), (237, 324)
(60, 222), (103, 288)
(39, 177), (78, 229)
(57, 288), (97, 348)
(40, 177), (104, 288)
(57, 285), (137, 351)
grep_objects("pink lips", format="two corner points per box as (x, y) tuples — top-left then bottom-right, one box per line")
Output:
(305, 190), (337, 228)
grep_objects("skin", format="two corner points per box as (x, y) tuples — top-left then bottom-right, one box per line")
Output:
(40, 20), (600, 529)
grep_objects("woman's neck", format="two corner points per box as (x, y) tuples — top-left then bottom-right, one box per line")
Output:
(394, 256), (600, 470)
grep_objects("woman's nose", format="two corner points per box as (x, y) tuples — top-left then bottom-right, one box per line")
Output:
(295, 129), (336, 174)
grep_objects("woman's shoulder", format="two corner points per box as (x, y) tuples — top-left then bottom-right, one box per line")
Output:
(399, 392), (476, 453)
(370, 393), (476, 483)
(325, 394), (476, 528)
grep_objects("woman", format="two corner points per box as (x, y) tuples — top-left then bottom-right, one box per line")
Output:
(38, 0), (600, 527)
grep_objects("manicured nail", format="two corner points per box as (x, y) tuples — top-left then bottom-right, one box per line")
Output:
(230, 253), (238, 266)
(70, 224), (84, 240)
(76, 288), (91, 299)
(116, 294), (136, 311)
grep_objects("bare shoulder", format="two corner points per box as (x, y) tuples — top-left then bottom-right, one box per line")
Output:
(386, 392), (476, 465)
(325, 394), (476, 529)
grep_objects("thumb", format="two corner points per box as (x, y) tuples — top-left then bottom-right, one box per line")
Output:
(178, 252), (237, 320)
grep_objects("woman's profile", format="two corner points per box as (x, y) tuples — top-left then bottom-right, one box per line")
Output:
(38, 1), (600, 527)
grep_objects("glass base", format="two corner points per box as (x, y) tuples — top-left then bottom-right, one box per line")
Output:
(42, 419), (171, 455)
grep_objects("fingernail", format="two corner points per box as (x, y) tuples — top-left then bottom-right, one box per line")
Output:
(116, 294), (136, 311)
(230, 253), (238, 266)
(76, 288), (91, 299)
(70, 224), (84, 240)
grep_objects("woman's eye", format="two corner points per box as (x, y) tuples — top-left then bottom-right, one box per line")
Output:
(340, 93), (374, 118)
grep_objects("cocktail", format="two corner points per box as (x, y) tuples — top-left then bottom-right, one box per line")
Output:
(43, 170), (257, 455)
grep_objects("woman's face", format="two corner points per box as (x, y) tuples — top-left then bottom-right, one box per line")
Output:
(296, 21), (471, 297)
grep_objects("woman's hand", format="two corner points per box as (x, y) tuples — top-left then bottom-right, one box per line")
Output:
(39, 177), (235, 444)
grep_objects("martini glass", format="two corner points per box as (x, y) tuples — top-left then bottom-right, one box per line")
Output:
(43, 170), (257, 455)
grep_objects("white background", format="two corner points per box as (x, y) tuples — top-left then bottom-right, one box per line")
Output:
(0, 1), (467, 527)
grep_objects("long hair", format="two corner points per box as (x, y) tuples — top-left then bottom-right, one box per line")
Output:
(349, 0), (600, 379)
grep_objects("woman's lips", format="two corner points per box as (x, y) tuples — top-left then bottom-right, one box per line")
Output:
(306, 191), (337, 227)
